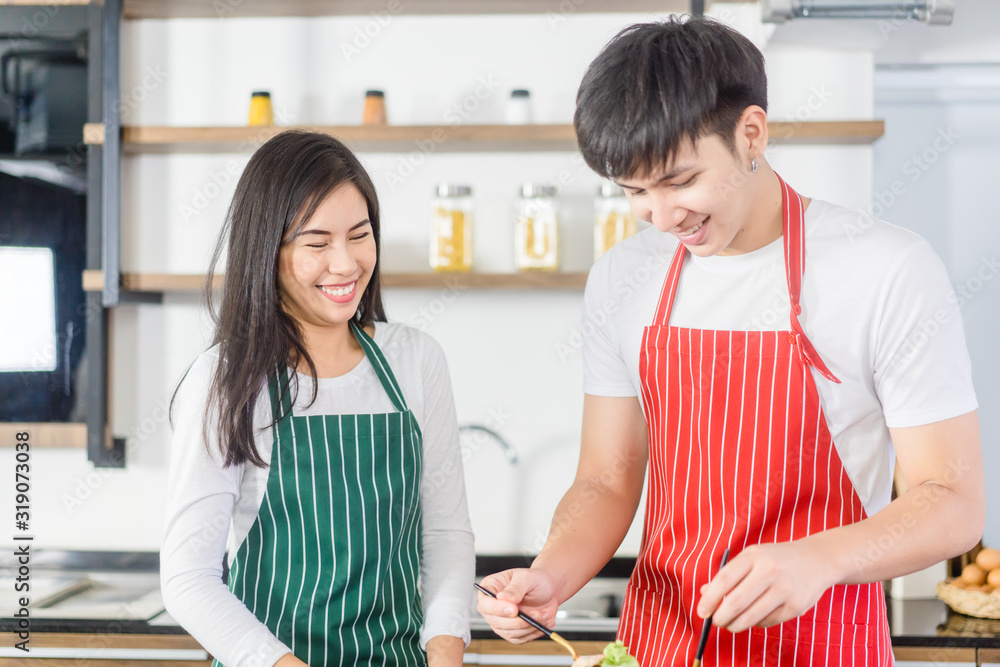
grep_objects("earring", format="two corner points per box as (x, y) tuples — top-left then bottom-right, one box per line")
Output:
(751, 158), (758, 174)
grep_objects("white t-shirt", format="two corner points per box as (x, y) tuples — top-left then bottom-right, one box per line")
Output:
(160, 322), (474, 667)
(582, 199), (978, 518)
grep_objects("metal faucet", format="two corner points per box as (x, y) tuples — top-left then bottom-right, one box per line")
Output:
(458, 424), (519, 464)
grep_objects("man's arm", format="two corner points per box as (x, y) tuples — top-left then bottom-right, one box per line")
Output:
(698, 410), (984, 632)
(477, 394), (648, 642)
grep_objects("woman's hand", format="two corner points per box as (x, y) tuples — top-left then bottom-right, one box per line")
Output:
(476, 568), (561, 643)
(696, 539), (842, 633)
(273, 653), (309, 667)
(426, 634), (466, 666)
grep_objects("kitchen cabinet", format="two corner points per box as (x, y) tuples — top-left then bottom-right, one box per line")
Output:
(980, 648), (1000, 664)
(0, 632), (209, 666)
(466, 639), (608, 666)
(894, 645), (977, 664)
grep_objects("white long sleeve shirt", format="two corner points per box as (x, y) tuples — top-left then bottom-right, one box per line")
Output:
(160, 322), (475, 667)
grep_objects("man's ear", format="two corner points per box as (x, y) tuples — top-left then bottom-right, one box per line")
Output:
(736, 105), (768, 159)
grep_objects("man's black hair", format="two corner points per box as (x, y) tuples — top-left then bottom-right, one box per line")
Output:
(574, 16), (768, 180)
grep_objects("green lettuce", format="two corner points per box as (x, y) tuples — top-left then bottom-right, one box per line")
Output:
(602, 640), (639, 666)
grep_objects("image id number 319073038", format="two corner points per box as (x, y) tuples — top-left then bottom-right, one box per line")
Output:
(12, 430), (32, 652)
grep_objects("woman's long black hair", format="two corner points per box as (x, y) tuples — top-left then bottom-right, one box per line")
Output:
(176, 130), (386, 468)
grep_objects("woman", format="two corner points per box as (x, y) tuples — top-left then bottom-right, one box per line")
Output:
(161, 130), (474, 667)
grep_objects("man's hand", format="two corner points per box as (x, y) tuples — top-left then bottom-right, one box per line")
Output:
(477, 568), (561, 643)
(274, 653), (309, 667)
(697, 411), (983, 633)
(696, 539), (839, 633)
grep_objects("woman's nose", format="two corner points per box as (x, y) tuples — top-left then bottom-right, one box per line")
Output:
(326, 243), (358, 274)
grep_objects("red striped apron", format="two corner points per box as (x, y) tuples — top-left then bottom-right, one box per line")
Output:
(618, 176), (892, 666)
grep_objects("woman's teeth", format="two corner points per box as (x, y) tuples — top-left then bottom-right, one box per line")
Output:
(320, 282), (356, 297)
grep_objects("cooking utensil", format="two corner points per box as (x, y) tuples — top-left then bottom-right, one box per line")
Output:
(474, 582), (579, 660)
(693, 547), (731, 667)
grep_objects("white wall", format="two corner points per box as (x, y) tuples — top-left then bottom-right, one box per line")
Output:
(0, 11), (875, 555)
(873, 68), (1000, 547)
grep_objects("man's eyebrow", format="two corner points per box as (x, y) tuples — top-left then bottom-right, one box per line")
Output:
(614, 164), (696, 189)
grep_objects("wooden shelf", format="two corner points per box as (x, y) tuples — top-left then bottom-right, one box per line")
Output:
(0, 423), (86, 449)
(81, 121), (885, 154)
(131, 1), (708, 19)
(82, 270), (588, 292)
(1, 0), (754, 18)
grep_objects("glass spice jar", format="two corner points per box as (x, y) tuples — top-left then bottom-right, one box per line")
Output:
(506, 89), (532, 124)
(248, 91), (274, 126)
(430, 184), (473, 272)
(514, 184), (559, 272)
(594, 182), (637, 260)
(362, 90), (387, 125)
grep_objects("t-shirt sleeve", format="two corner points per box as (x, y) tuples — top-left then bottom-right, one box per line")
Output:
(415, 334), (475, 649)
(160, 352), (291, 667)
(872, 240), (978, 428)
(582, 260), (638, 397)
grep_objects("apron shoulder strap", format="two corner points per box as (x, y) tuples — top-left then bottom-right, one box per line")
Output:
(268, 366), (295, 423)
(350, 320), (409, 412)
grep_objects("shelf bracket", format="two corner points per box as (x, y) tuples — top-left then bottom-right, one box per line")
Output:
(84, 0), (126, 468)
(102, 0), (122, 309)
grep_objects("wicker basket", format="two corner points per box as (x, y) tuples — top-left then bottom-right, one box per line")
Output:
(936, 579), (1000, 620)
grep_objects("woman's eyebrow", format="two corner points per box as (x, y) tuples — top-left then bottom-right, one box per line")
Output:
(297, 219), (371, 237)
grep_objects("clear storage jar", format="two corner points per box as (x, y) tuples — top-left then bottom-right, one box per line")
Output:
(514, 184), (559, 272)
(594, 182), (637, 260)
(430, 184), (473, 272)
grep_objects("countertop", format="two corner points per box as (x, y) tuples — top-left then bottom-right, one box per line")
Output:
(1, 551), (998, 650)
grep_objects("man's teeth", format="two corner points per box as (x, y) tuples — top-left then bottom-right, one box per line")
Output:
(680, 222), (703, 237)
(320, 282), (356, 297)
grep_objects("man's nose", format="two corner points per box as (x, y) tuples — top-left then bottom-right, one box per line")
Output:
(649, 197), (687, 232)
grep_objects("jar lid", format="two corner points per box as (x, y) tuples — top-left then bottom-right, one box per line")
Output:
(520, 184), (557, 199)
(510, 89), (530, 98)
(365, 90), (385, 97)
(597, 182), (626, 198)
(435, 184), (472, 197)
(251, 91), (271, 97)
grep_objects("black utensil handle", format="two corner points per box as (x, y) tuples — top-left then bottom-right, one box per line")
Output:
(474, 582), (553, 637)
(694, 548), (732, 664)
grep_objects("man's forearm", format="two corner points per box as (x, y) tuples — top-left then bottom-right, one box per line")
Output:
(808, 476), (984, 586)
(532, 478), (643, 603)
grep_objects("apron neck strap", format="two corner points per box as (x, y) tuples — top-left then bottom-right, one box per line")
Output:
(778, 175), (840, 383)
(270, 321), (410, 422)
(652, 173), (840, 384)
(349, 320), (409, 412)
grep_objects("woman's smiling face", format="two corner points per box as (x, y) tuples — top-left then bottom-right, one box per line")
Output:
(277, 183), (376, 330)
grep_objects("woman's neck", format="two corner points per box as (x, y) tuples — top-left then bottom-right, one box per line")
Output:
(294, 321), (367, 379)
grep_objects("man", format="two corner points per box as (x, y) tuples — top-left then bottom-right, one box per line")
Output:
(477, 16), (983, 666)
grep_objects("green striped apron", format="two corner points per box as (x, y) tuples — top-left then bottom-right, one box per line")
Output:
(213, 321), (425, 667)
